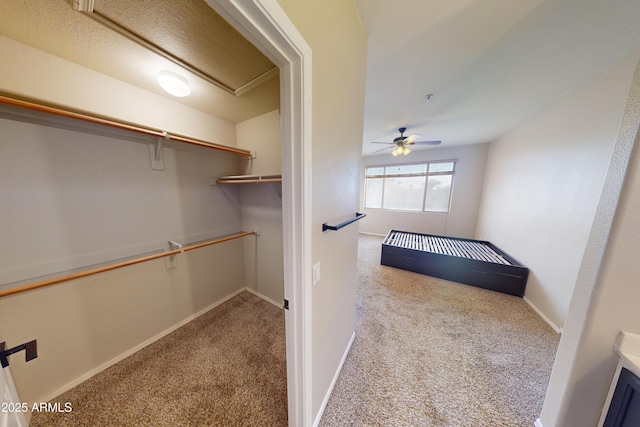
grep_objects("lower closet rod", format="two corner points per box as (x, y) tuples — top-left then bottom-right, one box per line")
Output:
(0, 231), (256, 299)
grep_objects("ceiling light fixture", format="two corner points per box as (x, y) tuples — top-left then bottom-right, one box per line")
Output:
(158, 72), (191, 97)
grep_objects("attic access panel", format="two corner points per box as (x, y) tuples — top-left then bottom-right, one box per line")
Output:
(90, 0), (277, 94)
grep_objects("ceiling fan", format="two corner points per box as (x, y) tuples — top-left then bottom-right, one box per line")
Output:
(370, 127), (441, 156)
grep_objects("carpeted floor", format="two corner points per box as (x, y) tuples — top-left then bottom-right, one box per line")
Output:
(31, 234), (559, 426)
(30, 291), (288, 427)
(319, 234), (560, 427)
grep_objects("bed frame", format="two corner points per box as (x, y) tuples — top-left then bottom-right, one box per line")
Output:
(381, 230), (529, 297)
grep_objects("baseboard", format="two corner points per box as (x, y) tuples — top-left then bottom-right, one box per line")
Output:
(534, 417), (544, 427)
(313, 331), (356, 427)
(245, 286), (284, 309)
(358, 231), (386, 237)
(38, 287), (247, 403)
(523, 296), (563, 334)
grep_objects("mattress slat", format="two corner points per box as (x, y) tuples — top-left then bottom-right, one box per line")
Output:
(384, 231), (511, 265)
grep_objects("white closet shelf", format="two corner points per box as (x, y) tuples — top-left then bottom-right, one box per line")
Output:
(216, 174), (282, 184)
(0, 94), (253, 158)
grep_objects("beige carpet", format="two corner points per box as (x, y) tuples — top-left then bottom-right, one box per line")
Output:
(30, 291), (288, 427)
(31, 235), (558, 426)
(319, 234), (559, 427)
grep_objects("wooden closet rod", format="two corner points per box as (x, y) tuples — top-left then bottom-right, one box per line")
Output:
(0, 94), (253, 157)
(216, 178), (283, 184)
(0, 231), (256, 299)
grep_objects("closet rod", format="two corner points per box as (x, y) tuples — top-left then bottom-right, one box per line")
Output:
(0, 94), (253, 157)
(216, 178), (282, 184)
(0, 231), (256, 299)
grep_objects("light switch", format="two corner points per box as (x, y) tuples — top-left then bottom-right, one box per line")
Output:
(313, 262), (321, 285)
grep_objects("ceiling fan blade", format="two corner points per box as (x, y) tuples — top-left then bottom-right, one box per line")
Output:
(405, 134), (422, 143)
(372, 146), (393, 153)
(407, 140), (442, 146)
(370, 141), (394, 145)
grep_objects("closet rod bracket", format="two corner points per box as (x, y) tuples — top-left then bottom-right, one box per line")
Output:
(168, 240), (184, 262)
(166, 240), (183, 269)
(149, 131), (169, 170)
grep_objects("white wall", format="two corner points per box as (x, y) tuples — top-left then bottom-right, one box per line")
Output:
(360, 144), (489, 238)
(475, 52), (639, 331)
(539, 56), (640, 427)
(0, 35), (237, 147)
(236, 109), (284, 306)
(239, 109), (282, 177)
(275, 0), (368, 422)
(0, 35), (255, 408)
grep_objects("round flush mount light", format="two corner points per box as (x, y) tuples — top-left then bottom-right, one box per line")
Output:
(158, 72), (191, 97)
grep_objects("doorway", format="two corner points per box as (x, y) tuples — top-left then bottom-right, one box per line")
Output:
(206, 1), (312, 425)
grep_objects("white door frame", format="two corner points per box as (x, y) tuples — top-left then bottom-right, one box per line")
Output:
(206, 1), (312, 426)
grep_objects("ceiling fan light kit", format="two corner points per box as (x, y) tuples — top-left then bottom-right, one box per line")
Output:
(391, 145), (411, 156)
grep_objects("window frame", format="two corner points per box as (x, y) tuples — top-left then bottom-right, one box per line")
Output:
(364, 160), (456, 213)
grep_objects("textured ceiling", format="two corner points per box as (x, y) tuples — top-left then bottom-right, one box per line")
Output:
(357, 0), (640, 156)
(0, 0), (279, 123)
(92, 0), (276, 92)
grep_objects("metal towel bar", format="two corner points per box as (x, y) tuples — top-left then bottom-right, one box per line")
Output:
(322, 212), (366, 232)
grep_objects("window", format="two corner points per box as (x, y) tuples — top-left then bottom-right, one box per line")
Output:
(364, 161), (455, 212)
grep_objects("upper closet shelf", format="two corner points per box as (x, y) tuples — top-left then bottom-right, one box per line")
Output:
(0, 94), (253, 158)
(216, 174), (282, 184)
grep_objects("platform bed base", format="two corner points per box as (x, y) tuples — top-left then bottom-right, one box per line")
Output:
(381, 230), (529, 297)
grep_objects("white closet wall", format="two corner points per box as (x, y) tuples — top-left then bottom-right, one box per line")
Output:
(235, 110), (284, 306)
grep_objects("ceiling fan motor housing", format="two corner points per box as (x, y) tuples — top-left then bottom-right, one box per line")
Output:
(394, 127), (408, 144)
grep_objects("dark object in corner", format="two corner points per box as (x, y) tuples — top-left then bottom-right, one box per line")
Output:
(381, 230), (528, 297)
(603, 368), (640, 427)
